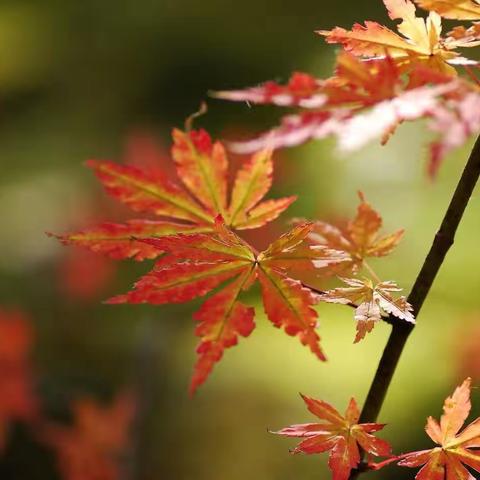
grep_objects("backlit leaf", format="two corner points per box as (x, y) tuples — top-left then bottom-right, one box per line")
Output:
(398, 378), (480, 479)
(321, 277), (415, 342)
(110, 219), (347, 393)
(273, 394), (391, 480)
(307, 192), (404, 275)
(415, 0), (480, 20)
(57, 128), (294, 259)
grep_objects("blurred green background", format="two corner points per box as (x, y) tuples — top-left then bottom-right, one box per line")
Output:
(0, 0), (479, 479)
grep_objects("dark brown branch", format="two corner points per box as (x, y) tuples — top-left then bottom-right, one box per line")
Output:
(349, 135), (480, 480)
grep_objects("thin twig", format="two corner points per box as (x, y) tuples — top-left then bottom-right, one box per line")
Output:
(349, 134), (480, 480)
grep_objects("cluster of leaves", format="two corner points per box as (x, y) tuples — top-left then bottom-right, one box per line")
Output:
(215, 0), (480, 177)
(0, 309), (135, 480)
(49, 3), (480, 480)
(55, 127), (413, 394)
(275, 378), (480, 480)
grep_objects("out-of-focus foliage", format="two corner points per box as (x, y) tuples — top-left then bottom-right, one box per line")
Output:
(0, 1), (479, 479)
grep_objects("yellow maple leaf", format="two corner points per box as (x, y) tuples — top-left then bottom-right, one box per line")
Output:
(319, 0), (468, 75)
(415, 0), (480, 20)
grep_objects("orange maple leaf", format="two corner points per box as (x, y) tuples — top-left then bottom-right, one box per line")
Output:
(45, 393), (135, 480)
(307, 192), (404, 276)
(54, 128), (295, 261)
(109, 217), (348, 394)
(318, 0), (476, 75)
(415, 0), (480, 19)
(398, 378), (480, 479)
(273, 394), (392, 480)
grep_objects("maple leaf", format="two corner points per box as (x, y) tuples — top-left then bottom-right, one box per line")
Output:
(228, 110), (350, 154)
(415, 0), (480, 20)
(108, 217), (348, 394)
(219, 52), (474, 169)
(54, 128), (295, 260)
(428, 91), (480, 176)
(45, 393), (135, 480)
(337, 81), (459, 152)
(58, 248), (116, 301)
(445, 23), (480, 49)
(213, 72), (326, 108)
(398, 378), (480, 479)
(318, 0), (475, 75)
(321, 277), (415, 342)
(306, 192), (404, 276)
(215, 53), (403, 119)
(0, 309), (37, 451)
(216, 3), (480, 174)
(273, 394), (392, 480)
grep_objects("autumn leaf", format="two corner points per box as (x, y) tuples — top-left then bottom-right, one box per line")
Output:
(318, 0), (473, 75)
(54, 128), (295, 260)
(220, 52), (479, 173)
(45, 393), (135, 480)
(216, 0), (480, 173)
(397, 378), (480, 479)
(215, 53), (403, 117)
(58, 248), (116, 302)
(428, 91), (480, 176)
(415, 0), (480, 20)
(306, 192), (404, 276)
(213, 72), (326, 108)
(108, 217), (348, 394)
(445, 23), (480, 50)
(273, 394), (391, 480)
(0, 309), (37, 451)
(337, 81), (459, 152)
(228, 110), (350, 154)
(321, 277), (415, 342)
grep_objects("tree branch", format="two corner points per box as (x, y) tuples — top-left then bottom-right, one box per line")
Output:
(349, 134), (480, 480)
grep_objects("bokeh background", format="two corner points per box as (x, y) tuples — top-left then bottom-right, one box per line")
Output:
(0, 1), (479, 479)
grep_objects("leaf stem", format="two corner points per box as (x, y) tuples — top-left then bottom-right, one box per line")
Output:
(362, 260), (381, 284)
(349, 135), (480, 479)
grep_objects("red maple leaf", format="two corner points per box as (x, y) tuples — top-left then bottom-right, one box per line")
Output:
(0, 309), (37, 450)
(53, 128), (295, 260)
(58, 248), (116, 302)
(273, 393), (391, 480)
(108, 217), (348, 394)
